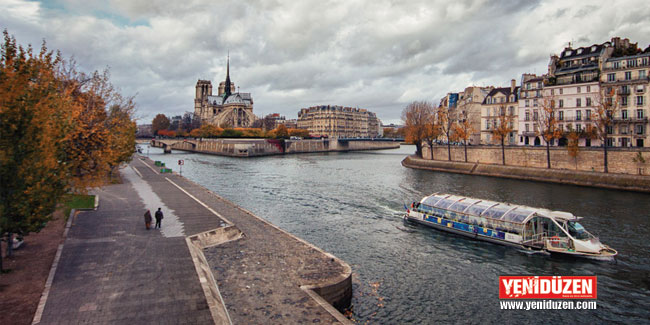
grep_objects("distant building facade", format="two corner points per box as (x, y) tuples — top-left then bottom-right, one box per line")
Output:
(601, 49), (650, 147)
(517, 74), (546, 146)
(194, 57), (255, 128)
(440, 86), (492, 145)
(265, 113), (297, 129)
(297, 105), (381, 138)
(480, 80), (519, 145)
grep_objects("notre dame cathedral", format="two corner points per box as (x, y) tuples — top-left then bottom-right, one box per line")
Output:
(194, 56), (255, 127)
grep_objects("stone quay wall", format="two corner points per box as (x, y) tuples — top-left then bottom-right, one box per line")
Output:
(403, 155), (650, 193)
(422, 145), (650, 175)
(152, 138), (400, 157)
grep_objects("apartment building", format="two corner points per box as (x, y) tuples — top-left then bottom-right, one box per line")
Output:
(297, 105), (381, 138)
(601, 50), (650, 147)
(480, 80), (519, 145)
(517, 74), (546, 146)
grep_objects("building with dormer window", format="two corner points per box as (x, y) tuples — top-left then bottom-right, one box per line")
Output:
(480, 80), (519, 144)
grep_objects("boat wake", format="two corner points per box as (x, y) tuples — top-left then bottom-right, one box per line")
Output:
(517, 249), (550, 256)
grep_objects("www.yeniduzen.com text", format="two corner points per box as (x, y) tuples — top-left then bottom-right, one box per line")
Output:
(500, 300), (597, 310)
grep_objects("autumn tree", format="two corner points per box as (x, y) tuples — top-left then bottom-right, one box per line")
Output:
(566, 126), (581, 170)
(536, 96), (562, 168)
(274, 124), (289, 139)
(452, 109), (473, 162)
(592, 88), (620, 173)
(402, 101), (435, 157)
(0, 31), (137, 270)
(491, 104), (515, 165)
(152, 113), (170, 135)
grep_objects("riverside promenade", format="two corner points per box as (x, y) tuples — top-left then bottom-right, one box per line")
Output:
(34, 156), (351, 324)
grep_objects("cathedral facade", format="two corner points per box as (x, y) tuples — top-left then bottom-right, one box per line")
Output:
(194, 57), (255, 128)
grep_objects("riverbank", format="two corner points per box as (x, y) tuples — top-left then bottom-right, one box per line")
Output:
(402, 155), (650, 193)
(34, 156), (352, 324)
(150, 138), (400, 157)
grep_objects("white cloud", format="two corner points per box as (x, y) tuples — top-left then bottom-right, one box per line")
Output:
(1, 0), (649, 125)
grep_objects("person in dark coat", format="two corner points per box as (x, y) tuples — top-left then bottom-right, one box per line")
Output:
(144, 210), (152, 230)
(154, 208), (164, 229)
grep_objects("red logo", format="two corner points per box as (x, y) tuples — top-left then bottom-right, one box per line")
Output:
(499, 276), (597, 299)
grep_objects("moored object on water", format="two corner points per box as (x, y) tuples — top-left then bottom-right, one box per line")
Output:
(404, 193), (617, 260)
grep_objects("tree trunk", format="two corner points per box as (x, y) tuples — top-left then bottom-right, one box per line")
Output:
(464, 141), (468, 162)
(0, 230), (3, 272)
(501, 139), (506, 165)
(546, 142), (551, 169)
(6, 232), (13, 257)
(430, 142), (434, 160)
(447, 142), (451, 161)
(415, 143), (422, 158)
(603, 137), (609, 173)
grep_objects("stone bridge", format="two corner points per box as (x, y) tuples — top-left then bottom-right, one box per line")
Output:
(150, 138), (400, 157)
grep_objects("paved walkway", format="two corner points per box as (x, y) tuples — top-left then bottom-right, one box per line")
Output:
(36, 157), (350, 324)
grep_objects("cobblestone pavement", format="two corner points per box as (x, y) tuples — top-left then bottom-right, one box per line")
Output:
(37, 157), (349, 324)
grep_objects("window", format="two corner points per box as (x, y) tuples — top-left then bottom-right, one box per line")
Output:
(577, 86), (581, 93)
(559, 111), (564, 121)
(576, 124), (582, 132)
(525, 124), (529, 132)
(637, 109), (644, 119)
(606, 125), (612, 134)
(525, 111), (530, 121)
(559, 124), (564, 130)
(622, 109), (628, 120)
(586, 97), (592, 106)
(621, 85), (629, 94)
(607, 73), (616, 82)
(637, 124), (645, 135)
(640, 70), (647, 79)
(536, 90), (541, 97)
(500, 97), (505, 103)
(607, 138), (614, 146)
(586, 110), (591, 120)
(621, 125), (628, 134)
(637, 96), (644, 106)
(625, 71), (632, 80)
(628, 59), (637, 68)
(559, 88), (563, 95)
(533, 99), (538, 107)
(559, 99), (564, 108)
(576, 110), (582, 121)
(509, 106), (514, 115)
(486, 120), (490, 129)
(525, 99), (530, 107)
(614, 61), (620, 69)
(538, 82), (542, 88)
(533, 110), (539, 121)
(622, 96), (628, 106)
(587, 86), (591, 92)
(533, 124), (538, 132)
(527, 83), (531, 90)
(643, 57), (649, 66)
(551, 89), (555, 95)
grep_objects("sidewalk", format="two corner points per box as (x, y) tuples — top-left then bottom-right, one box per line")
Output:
(36, 157), (351, 324)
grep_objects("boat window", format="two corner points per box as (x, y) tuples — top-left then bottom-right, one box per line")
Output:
(448, 198), (480, 213)
(466, 201), (497, 216)
(567, 221), (591, 240)
(434, 198), (456, 209)
(481, 204), (512, 219)
(502, 208), (536, 223)
(422, 195), (446, 207)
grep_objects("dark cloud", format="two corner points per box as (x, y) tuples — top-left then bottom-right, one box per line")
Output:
(1, 0), (649, 124)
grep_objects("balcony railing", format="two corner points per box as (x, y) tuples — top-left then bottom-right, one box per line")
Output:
(613, 116), (648, 122)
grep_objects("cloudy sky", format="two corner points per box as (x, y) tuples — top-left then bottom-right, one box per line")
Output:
(2, 0), (650, 124)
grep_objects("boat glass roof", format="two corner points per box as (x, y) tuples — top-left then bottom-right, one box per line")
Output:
(419, 193), (561, 224)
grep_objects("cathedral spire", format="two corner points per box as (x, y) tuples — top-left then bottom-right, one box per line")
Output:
(224, 52), (232, 98)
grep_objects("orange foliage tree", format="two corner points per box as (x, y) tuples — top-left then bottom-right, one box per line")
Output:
(0, 31), (136, 268)
(402, 101), (435, 157)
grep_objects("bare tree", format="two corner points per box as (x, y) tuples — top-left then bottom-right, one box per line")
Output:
(452, 108), (473, 162)
(592, 88), (620, 173)
(536, 96), (562, 168)
(438, 105), (456, 161)
(402, 101), (435, 158)
(491, 104), (515, 165)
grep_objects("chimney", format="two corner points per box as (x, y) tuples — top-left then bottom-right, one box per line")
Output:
(511, 79), (516, 93)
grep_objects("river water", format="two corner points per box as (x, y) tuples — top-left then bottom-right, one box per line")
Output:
(144, 144), (650, 324)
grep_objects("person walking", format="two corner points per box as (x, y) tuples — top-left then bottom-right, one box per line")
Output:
(144, 210), (152, 230)
(154, 208), (164, 229)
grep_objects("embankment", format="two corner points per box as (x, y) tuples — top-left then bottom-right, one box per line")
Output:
(151, 138), (400, 157)
(402, 155), (650, 193)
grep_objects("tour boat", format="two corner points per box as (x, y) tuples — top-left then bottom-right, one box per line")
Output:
(404, 193), (617, 260)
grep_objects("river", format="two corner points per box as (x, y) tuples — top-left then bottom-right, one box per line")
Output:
(143, 144), (650, 324)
